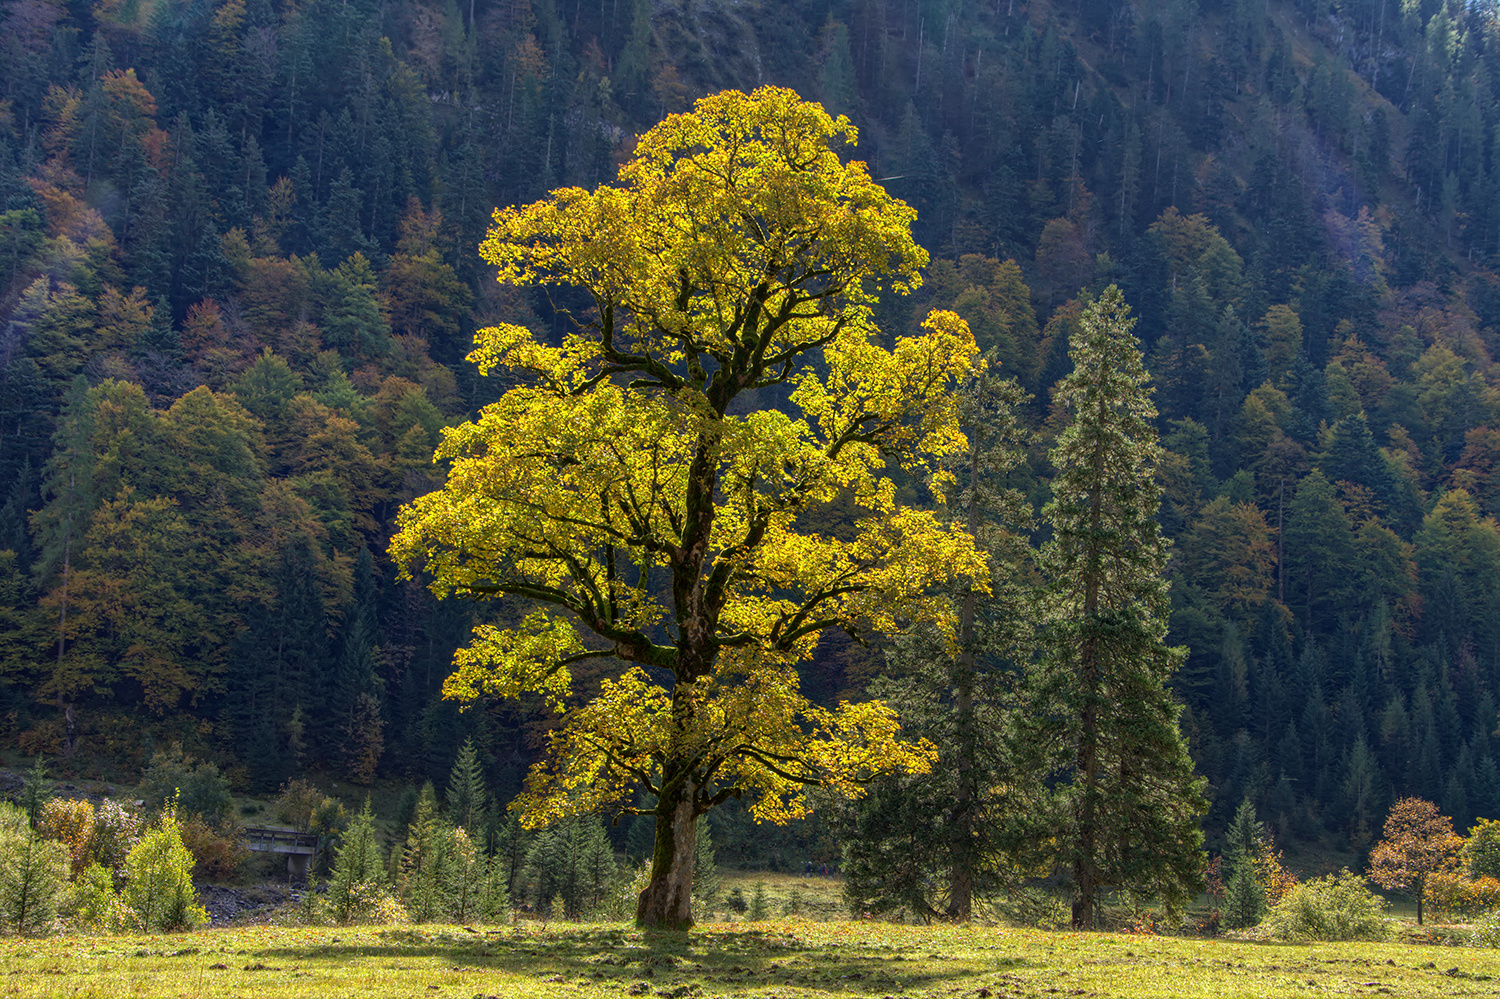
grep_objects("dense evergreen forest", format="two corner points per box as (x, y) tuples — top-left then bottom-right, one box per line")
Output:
(5, 0), (1500, 872)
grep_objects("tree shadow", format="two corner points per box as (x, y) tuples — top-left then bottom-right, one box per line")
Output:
(254, 923), (1004, 993)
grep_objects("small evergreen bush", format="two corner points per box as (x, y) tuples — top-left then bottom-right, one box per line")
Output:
(748, 881), (769, 921)
(605, 863), (650, 922)
(1263, 870), (1391, 942)
(0, 803), (69, 935)
(327, 800), (389, 924)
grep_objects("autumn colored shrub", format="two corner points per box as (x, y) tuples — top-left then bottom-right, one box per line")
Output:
(38, 799), (95, 876)
(178, 815), (248, 880)
(1251, 834), (1300, 907)
(87, 800), (141, 873)
(1426, 871), (1500, 920)
(276, 779), (334, 832)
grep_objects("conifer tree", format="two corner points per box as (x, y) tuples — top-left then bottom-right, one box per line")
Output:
(19, 757), (50, 827)
(692, 821), (721, 918)
(839, 364), (1038, 921)
(327, 799), (386, 924)
(398, 783), (453, 922)
(0, 802), (68, 934)
(1222, 798), (1266, 928)
(445, 826), (486, 922)
(1036, 286), (1207, 929)
(445, 738), (489, 837)
(519, 815), (616, 919)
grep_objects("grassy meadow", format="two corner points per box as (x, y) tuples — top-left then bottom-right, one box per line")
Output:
(6, 917), (1500, 999)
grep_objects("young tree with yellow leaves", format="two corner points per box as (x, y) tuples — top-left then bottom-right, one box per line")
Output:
(390, 87), (987, 930)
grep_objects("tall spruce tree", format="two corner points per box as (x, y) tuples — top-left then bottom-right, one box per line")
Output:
(1037, 286), (1207, 929)
(838, 364), (1038, 921)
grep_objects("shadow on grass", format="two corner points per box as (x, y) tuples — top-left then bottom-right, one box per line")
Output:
(253, 924), (1008, 992)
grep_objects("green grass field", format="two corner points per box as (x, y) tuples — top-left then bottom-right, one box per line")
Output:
(5, 919), (1500, 999)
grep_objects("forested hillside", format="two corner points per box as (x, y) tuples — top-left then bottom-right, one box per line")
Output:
(4, 0), (1500, 866)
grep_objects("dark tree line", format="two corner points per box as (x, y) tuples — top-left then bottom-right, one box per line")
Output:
(3, 0), (1500, 875)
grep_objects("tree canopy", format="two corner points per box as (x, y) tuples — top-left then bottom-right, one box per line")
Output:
(391, 87), (985, 928)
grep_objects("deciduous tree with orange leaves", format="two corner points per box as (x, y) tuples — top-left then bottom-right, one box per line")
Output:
(1368, 796), (1463, 925)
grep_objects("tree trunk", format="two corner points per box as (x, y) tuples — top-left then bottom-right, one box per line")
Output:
(950, 657), (974, 921)
(1072, 634), (1100, 929)
(635, 774), (697, 930)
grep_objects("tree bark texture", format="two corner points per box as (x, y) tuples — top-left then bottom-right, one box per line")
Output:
(635, 773), (697, 930)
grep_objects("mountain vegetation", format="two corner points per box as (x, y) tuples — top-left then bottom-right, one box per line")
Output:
(6, 0), (1500, 923)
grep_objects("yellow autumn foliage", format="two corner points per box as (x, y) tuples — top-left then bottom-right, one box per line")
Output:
(391, 88), (981, 841)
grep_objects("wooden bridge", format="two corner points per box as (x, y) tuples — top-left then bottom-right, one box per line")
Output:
(242, 826), (318, 878)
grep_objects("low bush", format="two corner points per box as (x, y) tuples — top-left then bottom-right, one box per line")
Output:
(179, 815), (248, 880)
(1427, 871), (1500, 920)
(38, 798), (143, 879)
(320, 880), (408, 926)
(1471, 909), (1500, 948)
(1262, 870), (1392, 942)
(87, 800), (141, 873)
(65, 863), (131, 932)
(992, 886), (1070, 930)
(604, 863), (650, 922)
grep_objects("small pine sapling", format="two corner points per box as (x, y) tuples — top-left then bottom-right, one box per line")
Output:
(748, 882), (769, 921)
(0, 803), (69, 934)
(399, 784), (453, 922)
(19, 758), (50, 827)
(327, 799), (387, 924)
